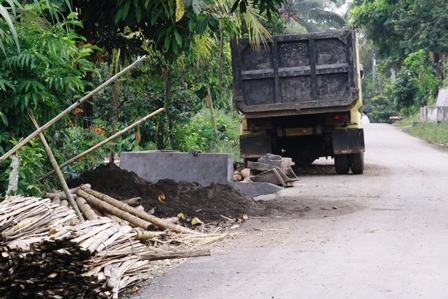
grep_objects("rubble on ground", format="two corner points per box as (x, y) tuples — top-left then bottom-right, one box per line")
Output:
(233, 154), (298, 187)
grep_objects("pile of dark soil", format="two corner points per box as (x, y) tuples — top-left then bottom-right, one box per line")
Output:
(68, 163), (265, 222)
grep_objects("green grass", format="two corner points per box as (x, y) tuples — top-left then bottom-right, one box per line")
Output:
(394, 114), (420, 127)
(396, 114), (448, 147)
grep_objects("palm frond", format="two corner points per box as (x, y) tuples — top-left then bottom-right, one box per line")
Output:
(0, 4), (20, 53)
(243, 2), (272, 50)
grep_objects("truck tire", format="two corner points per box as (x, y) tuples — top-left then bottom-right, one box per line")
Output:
(349, 153), (364, 174)
(334, 154), (350, 174)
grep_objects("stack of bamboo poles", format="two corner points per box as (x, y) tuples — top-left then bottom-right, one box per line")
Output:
(0, 186), (225, 299)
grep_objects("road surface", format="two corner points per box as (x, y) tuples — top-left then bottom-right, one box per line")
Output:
(131, 123), (448, 299)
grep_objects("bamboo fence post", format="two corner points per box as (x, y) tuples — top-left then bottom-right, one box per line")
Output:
(0, 56), (147, 164)
(28, 113), (85, 222)
(6, 155), (20, 196)
(36, 108), (165, 182)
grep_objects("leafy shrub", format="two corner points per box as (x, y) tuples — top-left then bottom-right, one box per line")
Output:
(171, 107), (242, 160)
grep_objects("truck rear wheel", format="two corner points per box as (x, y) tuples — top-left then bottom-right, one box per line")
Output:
(349, 153), (364, 174)
(334, 154), (349, 174)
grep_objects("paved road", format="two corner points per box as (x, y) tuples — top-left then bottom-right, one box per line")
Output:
(131, 123), (448, 299)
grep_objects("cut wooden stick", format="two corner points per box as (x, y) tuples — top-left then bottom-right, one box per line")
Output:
(140, 249), (211, 261)
(76, 189), (154, 230)
(76, 197), (99, 221)
(78, 184), (200, 235)
(121, 197), (142, 207)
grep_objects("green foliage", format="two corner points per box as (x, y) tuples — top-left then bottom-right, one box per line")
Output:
(3, 138), (48, 196)
(68, 0), (279, 62)
(0, 3), (96, 195)
(404, 121), (448, 147)
(368, 95), (397, 123)
(350, 0), (448, 60)
(52, 125), (110, 174)
(403, 50), (440, 106)
(350, 0), (447, 120)
(171, 107), (242, 160)
(0, 0), (21, 54)
(394, 113), (420, 127)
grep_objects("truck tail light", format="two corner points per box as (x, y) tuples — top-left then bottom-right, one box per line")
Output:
(326, 112), (350, 125)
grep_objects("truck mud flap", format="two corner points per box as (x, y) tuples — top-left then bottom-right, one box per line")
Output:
(333, 129), (365, 155)
(240, 135), (271, 158)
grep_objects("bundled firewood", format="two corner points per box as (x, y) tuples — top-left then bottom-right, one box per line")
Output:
(0, 194), (222, 299)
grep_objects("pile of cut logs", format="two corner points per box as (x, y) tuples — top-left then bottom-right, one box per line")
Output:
(0, 184), (221, 299)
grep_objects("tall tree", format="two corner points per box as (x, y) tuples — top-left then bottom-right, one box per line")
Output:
(279, 0), (348, 33)
(350, 0), (448, 79)
(62, 0), (284, 62)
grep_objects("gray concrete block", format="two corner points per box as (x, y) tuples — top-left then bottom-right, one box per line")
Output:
(230, 182), (282, 198)
(120, 150), (233, 185)
(420, 106), (448, 122)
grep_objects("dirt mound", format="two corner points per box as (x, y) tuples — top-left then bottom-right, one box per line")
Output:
(68, 163), (264, 222)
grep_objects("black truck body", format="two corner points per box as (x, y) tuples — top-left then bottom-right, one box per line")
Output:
(231, 29), (365, 174)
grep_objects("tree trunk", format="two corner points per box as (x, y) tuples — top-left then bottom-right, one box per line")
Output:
(82, 72), (94, 129)
(432, 52), (446, 80)
(207, 86), (218, 140)
(109, 79), (119, 163)
(157, 121), (164, 150)
(164, 66), (172, 148)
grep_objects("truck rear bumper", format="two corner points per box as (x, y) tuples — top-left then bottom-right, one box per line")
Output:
(333, 129), (365, 155)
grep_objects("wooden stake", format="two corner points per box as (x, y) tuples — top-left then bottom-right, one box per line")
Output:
(140, 249), (211, 261)
(0, 56), (147, 164)
(36, 108), (165, 182)
(28, 113), (84, 222)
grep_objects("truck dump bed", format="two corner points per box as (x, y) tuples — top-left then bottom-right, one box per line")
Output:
(231, 29), (361, 117)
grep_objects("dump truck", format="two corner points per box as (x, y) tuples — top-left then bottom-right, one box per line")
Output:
(230, 29), (365, 174)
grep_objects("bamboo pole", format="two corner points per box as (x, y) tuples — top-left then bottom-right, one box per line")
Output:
(78, 185), (200, 235)
(28, 113), (84, 222)
(140, 249), (211, 261)
(0, 56), (147, 164)
(36, 107), (165, 182)
(76, 189), (154, 230)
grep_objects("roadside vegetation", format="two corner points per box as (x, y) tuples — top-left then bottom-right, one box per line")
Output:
(1, 0), (447, 196)
(395, 115), (448, 148)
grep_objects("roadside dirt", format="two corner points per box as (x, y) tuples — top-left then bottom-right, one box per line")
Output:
(68, 163), (265, 222)
(67, 162), (357, 224)
(68, 160), (361, 298)
(127, 124), (448, 299)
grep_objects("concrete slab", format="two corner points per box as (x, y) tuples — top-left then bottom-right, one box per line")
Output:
(120, 150), (283, 197)
(231, 182), (282, 198)
(120, 150), (233, 185)
(435, 87), (448, 106)
(420, 106), (448, 122)
(421, 87), (448, 122)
